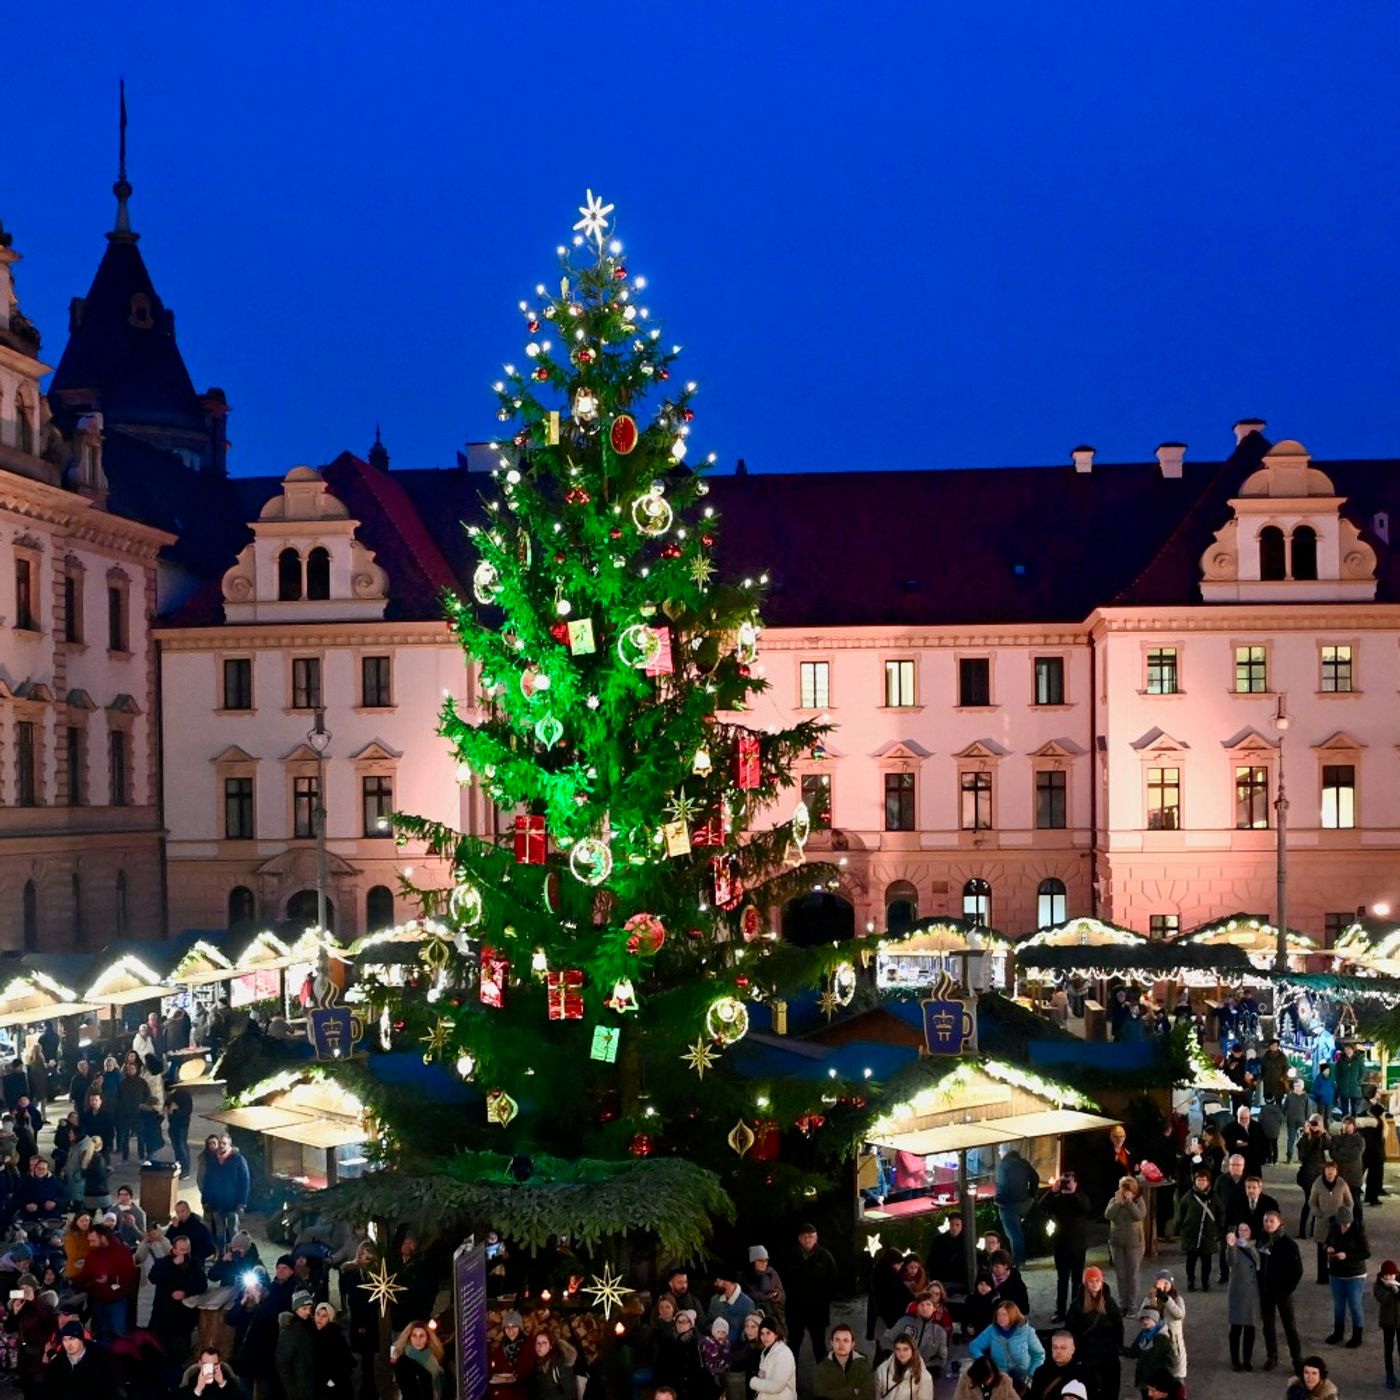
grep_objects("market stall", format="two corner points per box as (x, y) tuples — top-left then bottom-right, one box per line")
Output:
(874, 921), (1010, 995)
(0, 972), (98, 1059)
(227, 931), (294, 1013)
(83, 954), (176, 1037)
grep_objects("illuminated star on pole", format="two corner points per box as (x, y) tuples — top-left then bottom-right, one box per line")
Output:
(359, 1259), (407, 1318)
(574, 189), (615, 249)
(582, 1266), (631, 1319)
(681, 1037), (720, 1079)
(864, 1233), (883, 1259)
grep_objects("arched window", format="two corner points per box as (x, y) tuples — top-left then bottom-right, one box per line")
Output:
(1259, 525), (1286, 581)
(1037, 877), (1067, 929)
(780, 891), (855, 947)
(14, 392), (33, 455)
(227, 885), (255, 929)
(71, 873), (83, 944)
(366, 885), (395, 931)
(885, 880), (919, 936)
(115, 871), (128, 936)
(962, 877), (991, 927)
(277, 548), (302, 601)
(287, 888), (334, 932)
(22, 880), (37, 952)
(1291, 524), (1318, 580)
(306, 547), (331, 600)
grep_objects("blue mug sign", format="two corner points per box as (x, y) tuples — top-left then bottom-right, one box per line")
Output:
(922, 998), (975, 1055)
(308, 1006), (361, 1060)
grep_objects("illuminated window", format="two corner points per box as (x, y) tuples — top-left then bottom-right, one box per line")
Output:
(1321, 765), (1355, 830)
(293, 775), (319, 838)
(1037, 878), (1066, 928)
(1146, 647), (1178, 695)
(884, 659), (916, 708)
(363, 775), (394, 837)
(1235, 765), (1270, 829)
(291, 657), (322, 710)
(1146, 767), (1180, 830)
(1234, 645), (1267, 693)
(963, 878), (991, 926)
(960, 771), (992, 830)
(1149, 914), (1180, 940)
(1321, 645), (1353, 693)
(1034, 657), (1065, 706)
(799, 661), (829, 709)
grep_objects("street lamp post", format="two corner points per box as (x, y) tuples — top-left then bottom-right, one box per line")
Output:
(1273, 697), (1290, 974)
(308, 708), (332, 932)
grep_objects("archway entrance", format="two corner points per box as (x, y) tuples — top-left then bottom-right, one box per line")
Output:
(286, 889), (335, 932)
(782, 891), (855, 947)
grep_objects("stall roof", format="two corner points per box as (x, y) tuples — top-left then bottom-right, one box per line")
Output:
(232, 931), (294, 971)
(207, 1104), (317, 1133)
(0, 971), (98, 1028)
(347, 919), (452, 961)
(868, 1108), (1119, 1155)
(263, 1119), (370, 1150)
(171, 940), (236, 985)
(1017, 918), (1146, 950)
(84, 954), (175, 1006)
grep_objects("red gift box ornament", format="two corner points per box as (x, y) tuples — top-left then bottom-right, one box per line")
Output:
(735, 733), (761, 790)
(514, 814), (547, 865)
(692, 802), (731, 849)
(547, 968), (584, 1020)
(480, 946), (511, 1008)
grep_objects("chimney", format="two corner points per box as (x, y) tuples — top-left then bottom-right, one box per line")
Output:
(200, 388), (229, 477)
(1155, 442), (1185, 479)
(1071, 445), (1095, 474)
(1234, 418), (1267, 444)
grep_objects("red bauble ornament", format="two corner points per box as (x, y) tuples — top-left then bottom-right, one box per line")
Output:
(577, 347), (595, 364)
(614, 266), (628, 281)
(609, 527), (623, 540)
(550, 622), (570, 644)
(554, 552), (566, 565)
(658, 369), (670, 380)
(533, 367), (549, 381)
(701, 534), (714, 547)
(738, 664), (751, 677)
(628, 1132), (654, 1157)
(527, 318), (540, 333)
(682, 409), (694, 422)
(609, 414), (639, 456)
(660, 543), (682, 560)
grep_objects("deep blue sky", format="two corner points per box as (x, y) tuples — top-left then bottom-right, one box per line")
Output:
(5, 3), (1400, 476)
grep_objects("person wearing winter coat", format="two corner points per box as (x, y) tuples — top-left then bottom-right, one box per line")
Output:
(1257, 1207), (1304, 1375)
(726, 1314), (764, 1400)
(1026, 1332), (1091, 1400)
(1173, 1167), (1220, 1291)
(1139, 1270), (1187, 1379)
(4, 1278), (54, 1395)
(1283, 1083), (1312, 1163)
(1130, 1307), (1176, 1392)
(199, 1135), (251, 1251)
(1330, 1117), (1366, 1207)
(1323, 1205), (1369, 1348)
(746, 1248), (785, 1333)
(149, 1232), (208, 1360)
(708, 1272), (757, 1340)
(227, 1275), (280, 1399)
(1312, 1065), (1337, 1128)
(1261, 1041), (1292, 1101)
(276, 1294), (318, 1400)
(812, 1325), (875, 1400)
(1226, 1224), (1262, 1371)
(1335, 1044), (1365, 1115)
(951, 1356), (1017, 1400)
(749, 1317), (797, 1400)
(866, 1249), (908, 1345)
(312, 1302), (354, 1400)
(392, 1321), (447, 1400)
(1066, 1267), (1122, 1400)
(1374, 1258), (1400, 1387)
(83, 1223), (137, 1339)
(1041, 1172), (1094, 1322)
(657, 1309), (711, 1400)
(1308, 1161), (1354, 1283)
(1286, 1356), (1339, 1400)
(872, 1336), (931, 1400)
(1105, 1176), (1147, 1320)
(967, 1303), (1045, 1390)
(879, 1294), (947, 1376)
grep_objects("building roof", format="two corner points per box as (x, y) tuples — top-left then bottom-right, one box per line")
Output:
(47, 237), (207, 435)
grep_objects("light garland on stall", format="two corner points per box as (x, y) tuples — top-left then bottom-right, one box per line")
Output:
(1017, 917), (1146, 951)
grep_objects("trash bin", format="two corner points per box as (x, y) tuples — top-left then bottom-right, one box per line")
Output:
(140, 1159), (180, 1222)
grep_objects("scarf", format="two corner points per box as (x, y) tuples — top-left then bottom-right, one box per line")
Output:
(406, 1345), (442, 1378)
(1135, 1323), (1165, 1353)
(501, 1335), (523, 1365)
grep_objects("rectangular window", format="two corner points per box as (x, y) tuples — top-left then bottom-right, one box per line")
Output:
(1324, 912), (1352, 945)
(1234, 644), (1267, 693)
(224, 776), (255, 840)
(1146, 647), (1178, 695)
(63, 573), (82, 644)
(1321, 763), (1356, 829)
(65, 727), (84, 806)
(798, 661), (829, 710)
(14, 558), (35, 631)
(884, 771), (915, 832)
(15, 722), (36, 807)
(1146, 767), (1180, 831)
(884, 659), (916, 708)
(1034, 656), (1065, 706)
(1035, 769), (1067, 829)
(293, 775), (320, 838)
(800, 773), (831, 830)
(362, 775), (394, 837)
(361, 655), (393, 708)
(1321, 644), (1353, 693)
(291, 657), (322, 710)
(959, 657), (991, 707)
(1235, 764), (1270, 829)
(960, 770), (993, 830)
(222, 658), (253, 711)
(109, 730), (129, 807)
(107, 585), (126, 651)
(1149, 914), (1180, 940)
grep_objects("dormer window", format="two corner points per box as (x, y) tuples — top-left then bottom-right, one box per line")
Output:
(1291, 525), (1318, 579)
(277, 548), (302, 601)
(1259, 525), (1286, 580)
(128, 293), (153, 329)
(306, 546), (331, 600)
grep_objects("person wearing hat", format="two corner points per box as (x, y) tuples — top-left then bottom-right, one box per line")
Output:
(951, 1356), (1016, 1400)
(1225, 1222), (1263, 1370)
(1026, 1331), (1090, 1400)
(1324, 1202), (1370, 1347)
(488, 1309), (534, 1400)
(339, 1242), (382, 1400)
(1066, 1267), (1122, 1400)
(785, 1226), (838, 1369)
(1141, 1270), (1186, 1380)
(1130, 1307), (1174, 1391)
(1375, 1258), (1400, 1387)
(1041, 1171), (1093, 1324)
(313, 1301), (355, 1400)
(749, 1316), (797, 1400)
(7, 1272), (54, 1395)
(708, 1268), (757, 1338)
(43, 1320), (115, 1400)
(745, 1246), (785, 1330)
(1311, 1063), (1337, 1131)
(656, 1306), (708, 1400)
(276, 1291), (318, 1400)
(1336, 1043), (1366, 1117)
(1173, 1166), (1219, 1292)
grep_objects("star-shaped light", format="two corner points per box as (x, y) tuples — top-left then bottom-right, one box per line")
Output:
(664, 789), (702, 825)
(681, 1037), (720, 1079)
(574, 189), (615, 249)
(359, 1259), (407, 1318)
(817, 990), (841, 1020)
(582, 1266), (631, 1318)
(689, 555), (716, 587)
(420, 1016), (453, 1059)
(864, 1233), (883, 1259)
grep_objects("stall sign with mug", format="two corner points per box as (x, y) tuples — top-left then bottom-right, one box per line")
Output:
(922, 997), (975, 1055)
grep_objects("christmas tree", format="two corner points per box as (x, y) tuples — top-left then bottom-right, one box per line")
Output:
(339, 193), (862, 1247)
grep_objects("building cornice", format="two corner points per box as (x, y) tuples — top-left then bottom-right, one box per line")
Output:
(154, 619), (456, 649)
(762, 623), (1089, 649)
(1089, 603), (1400, 637)
(0, 473), (176, 555)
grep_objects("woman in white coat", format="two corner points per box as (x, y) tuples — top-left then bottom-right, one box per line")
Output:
(749, 1316), (797, 1400)
(874, 1336), (933, 1400)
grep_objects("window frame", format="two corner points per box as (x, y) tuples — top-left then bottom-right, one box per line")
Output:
(1234, 763), (1270, 830)
(883, 658), (918, 709)
(224, 774), (256, 841)
(799, 771), (832, 830)
(64, 725), (85, 807)
(1036, 877), (1067, 928)
(106, 571), (131, 654)
(883, 770), (916, 832)
(1032, 655), (1067, 707)
(959, 768), (994, 831)
(1144, 645), (1180, 696)
(15, 720), (37, 807)
(222, 657), (254, 712)
(1145, 764), (1182, 831)
(1149, 913), (1181, 940)
(62, 560), (84, 646)
(13, 554), (37, 632)
(360, 654), (394, 709)
(290, 655), (324, 711)
(362, 773), (395, 838)
(108, 726), (130, 807)
(1233, 642), (1269, 695)
(292, 773), (320, 840)
(797, 659), (830, 711)
(1320, 761), (1357, 831)
(1320, 643), (1355, 695)
(957, 654), (993, 708)
(1034, 767), (1068, 830)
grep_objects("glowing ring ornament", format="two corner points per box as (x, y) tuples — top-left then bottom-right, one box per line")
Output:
(472, 560), (501, 605)
(617, 623), (663, 669)
(705, 995), (750, 1045)
(791, 800), (812, 850)
(631, 483), (674, 537)
(450, 880), (483, 927)
(569, 836), (614, 886)
(735, 620), (761, 665)
(832, 961), (857, 1006)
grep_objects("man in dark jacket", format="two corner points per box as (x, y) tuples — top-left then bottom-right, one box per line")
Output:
(1260, 1039), (1292, 1102)
(987, 1252), (1030, 1315)
(200, 1135), (251, 1251)
(787, 1224), (840, 1365)
(925, 1213), (968, 1296)
(812, 1324), (875, 1400)
(1213, 1154), (1248, 1283)
(994, 1146), (1039, 1268)
(1296, 1116), (1333, 1238)
(150, 1232), (208, 1360)
(1330, 1117), (1367, 1219)
(45, 1322), (116, 1400)
(1358, 1090), (1388, 1207)
(78, 1092), (115, 1148)
(1256, 1208), (1303, 1374)
(1239, 1176), (1282, 1238)
(1222, 1105), (1269, 1177)
(170, 1201), (218, 1262)
(14, 1159), (68, 1219)
(1323, 1206), (1369, 1347)
(1041, 1172), (1093, 1322)
(1028, 1331), (1092, 1400)
(276, 1292), (317, 1400)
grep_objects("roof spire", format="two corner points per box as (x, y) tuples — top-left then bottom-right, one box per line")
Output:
(368, 423), (390, 471)
(109, 79), (138, 244)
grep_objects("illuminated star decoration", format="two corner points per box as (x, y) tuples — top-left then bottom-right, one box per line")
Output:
(664, 789), (702, 825)
(681, 1037), (720, 1079)
(582, 1266), (631, 1319)
(420, 1016), (454, 1060)
(574, 189), (615, 249)
(864, 1233), (883, 1259)
(689, 555), (715, 587)
(817, 990), (841, 1021)
(359, 1259), (407, 1318)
